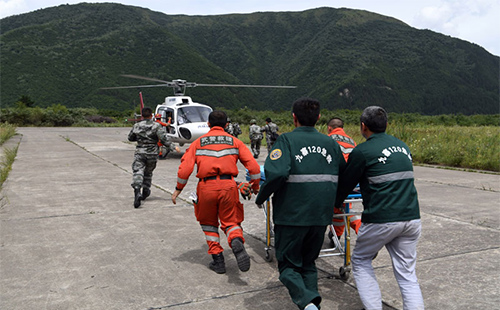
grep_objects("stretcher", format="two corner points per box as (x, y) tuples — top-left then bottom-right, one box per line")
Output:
(319, 193), (362, 280)
(246, 166), (274, 262)
(257, 193), (362, 278)
(248, 166), (362, 278)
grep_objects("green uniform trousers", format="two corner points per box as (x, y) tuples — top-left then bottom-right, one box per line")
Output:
(275, 225), (326, 310)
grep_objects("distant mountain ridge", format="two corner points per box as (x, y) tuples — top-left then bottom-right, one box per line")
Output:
(1, 3), (498, 114)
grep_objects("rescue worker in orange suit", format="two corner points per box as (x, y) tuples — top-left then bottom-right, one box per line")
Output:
(327, 117), (361, 243)
(155, 113), (171, 158)
(171, 110), (261, 274)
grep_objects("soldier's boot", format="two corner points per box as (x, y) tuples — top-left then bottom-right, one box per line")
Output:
(141, 188), (151, 200)
(209, 253), (226, 274)
(134, 188), (142, 208)
(231, 237), (250, 272)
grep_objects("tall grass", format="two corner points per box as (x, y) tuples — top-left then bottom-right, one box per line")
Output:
(0, 146), (18, 190)
(390, 124), (500, 172)
(0, 123), (18, 191)
(0, 123), (17, 145)
(238, 122), (499, 172)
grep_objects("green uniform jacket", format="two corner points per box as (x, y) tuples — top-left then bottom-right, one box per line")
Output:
(335, 132), (420, 223)
(128, 119), (170, 155)
(255, 126), (345, 226)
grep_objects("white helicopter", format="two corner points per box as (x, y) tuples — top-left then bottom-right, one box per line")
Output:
(102, 75), (296, 158)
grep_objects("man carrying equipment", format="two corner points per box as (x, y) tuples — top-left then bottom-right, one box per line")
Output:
(255, 98), (345, 310)
(128, 107), (176, 208)
(249, 119), (263, 158)
(327, 117), (361, 242)
(171, 111), (261, 274)
(335, 106), (424, 310)
(262, 117), (279, 154)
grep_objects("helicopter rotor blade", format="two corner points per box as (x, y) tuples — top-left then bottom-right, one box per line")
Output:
(121, 74), (171, 84)
(195, 84), (296, 88)
(100, 84), (173, 90)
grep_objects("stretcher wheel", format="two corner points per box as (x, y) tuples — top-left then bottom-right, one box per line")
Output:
(339, 266), (350, 281)
(265, 249), (273, 262)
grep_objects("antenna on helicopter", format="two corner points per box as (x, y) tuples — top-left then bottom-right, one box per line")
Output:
(101, 75), (296, 95)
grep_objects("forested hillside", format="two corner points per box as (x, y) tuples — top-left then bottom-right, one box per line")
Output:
(1, 3), (498, 114)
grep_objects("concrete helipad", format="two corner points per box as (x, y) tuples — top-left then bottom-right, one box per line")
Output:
(1, 127), (499, 310)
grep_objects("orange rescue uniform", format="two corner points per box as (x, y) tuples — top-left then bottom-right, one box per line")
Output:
(155, 117), (171, 156)
(329, 127), (361, 236)
(176, 126), (261, 255)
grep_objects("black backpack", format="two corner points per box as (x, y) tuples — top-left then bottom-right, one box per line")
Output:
(234, 123), (242, 135)
(270, 131), (279, 141)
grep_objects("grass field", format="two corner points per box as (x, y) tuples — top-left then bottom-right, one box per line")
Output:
(239, 123), (500, 172)
(0, 123), (18, 191)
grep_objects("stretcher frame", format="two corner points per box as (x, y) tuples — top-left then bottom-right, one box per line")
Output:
(319, 194), (362, 280)
(260, 194), (362, 281)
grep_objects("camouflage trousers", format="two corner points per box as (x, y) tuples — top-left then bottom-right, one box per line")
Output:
(266, 139), (276, 153)
(250, 139), (261, 157)
(131, 153), (158, 190)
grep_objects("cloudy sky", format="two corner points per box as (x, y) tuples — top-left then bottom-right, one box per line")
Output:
(1, 0), (499, 56)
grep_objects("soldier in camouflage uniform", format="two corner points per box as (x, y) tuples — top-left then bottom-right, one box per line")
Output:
(262, 117), (279, 154)
(225, 118), (234, 136)
(249, 119), (263, 158)
(128, 107), (175, 208)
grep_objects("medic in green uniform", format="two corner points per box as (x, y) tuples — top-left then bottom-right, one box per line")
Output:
(256, 98), (345, 310)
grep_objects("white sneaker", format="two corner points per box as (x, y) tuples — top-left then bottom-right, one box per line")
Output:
(304, 303), (318, 310)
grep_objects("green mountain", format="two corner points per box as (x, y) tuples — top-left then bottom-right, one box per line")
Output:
(1, 3), (498, 114)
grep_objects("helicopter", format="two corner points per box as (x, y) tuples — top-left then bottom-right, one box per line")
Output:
(102, 75), (296, 158)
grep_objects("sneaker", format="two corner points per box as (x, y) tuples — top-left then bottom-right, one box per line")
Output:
(141, 188), (151, 200)
(304, 303), (319, 310)
(231, 238), (250, 272)
(209, 253), (226, 274)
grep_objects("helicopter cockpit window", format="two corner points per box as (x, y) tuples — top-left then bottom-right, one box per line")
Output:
(177, 106), (212, 125)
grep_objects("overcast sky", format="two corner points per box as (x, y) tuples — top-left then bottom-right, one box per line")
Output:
(1, 0), (499, 56)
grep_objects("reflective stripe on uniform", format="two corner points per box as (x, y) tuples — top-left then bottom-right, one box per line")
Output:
(177, 177), (188, 184)
(249, 173), (261, 180)
(367, 171), (414, 184)
(287, 174), (338, 183)
(201, 225), (219, 233)
(225, 225), (242, 235)
(205, 235), (220, 242)
(195, 148), (239, 157)
(338, 145), (354, 154)
(333, 214), (360, 225)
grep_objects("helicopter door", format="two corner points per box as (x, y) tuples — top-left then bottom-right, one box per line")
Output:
(161, 108), (175, 135)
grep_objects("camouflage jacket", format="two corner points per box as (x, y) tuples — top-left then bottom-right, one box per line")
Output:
(262, 122), (279, 141)
(128, 119), (171, 155)
(249, 124), (263, 140)
(225, 123), (234, 136)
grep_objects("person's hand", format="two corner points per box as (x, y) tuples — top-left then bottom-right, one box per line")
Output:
(171, 189), (182, 204)
(251, 183), (260, 194)
(238, 182), (252, 200)
(174, 146), (181, 153)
